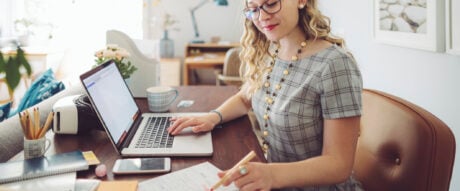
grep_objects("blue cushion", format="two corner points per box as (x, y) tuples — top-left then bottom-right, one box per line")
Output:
(0, 102), (12, 122)
(9, 69), (65, 117)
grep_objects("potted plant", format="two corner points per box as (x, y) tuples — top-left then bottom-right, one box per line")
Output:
(94, 44), (137, 79)
(0, 44), (32, 99)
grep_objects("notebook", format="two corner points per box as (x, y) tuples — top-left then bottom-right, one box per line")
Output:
(0, 172), (76, 191)
(0, 150), (88, 184)
(79, 60), (213, 157)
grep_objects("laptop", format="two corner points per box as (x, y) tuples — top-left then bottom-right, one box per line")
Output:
(79, 60), (213, 157)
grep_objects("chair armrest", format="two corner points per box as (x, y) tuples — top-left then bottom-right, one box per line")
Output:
(217, 75), (242, 82)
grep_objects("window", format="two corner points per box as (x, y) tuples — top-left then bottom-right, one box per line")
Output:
(1, 0), (143, 79)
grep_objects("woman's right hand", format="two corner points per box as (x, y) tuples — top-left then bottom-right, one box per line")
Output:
(167, 113), (220, 135)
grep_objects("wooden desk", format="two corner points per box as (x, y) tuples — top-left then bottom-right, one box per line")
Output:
(183, 43), (239, 85)
(10, 86), (265, 181)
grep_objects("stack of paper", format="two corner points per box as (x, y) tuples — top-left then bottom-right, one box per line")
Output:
(138, 162), (238, 191)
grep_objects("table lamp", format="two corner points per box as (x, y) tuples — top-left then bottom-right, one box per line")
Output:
(190, 0), (228, 43)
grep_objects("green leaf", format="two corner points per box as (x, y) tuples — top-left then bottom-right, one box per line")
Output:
(17, 47), (32, 76)
(5, 57), (21, 91)
(0, 51), (5, 72)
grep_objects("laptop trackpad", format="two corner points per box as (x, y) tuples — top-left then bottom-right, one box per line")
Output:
(176, 127), (194, 136)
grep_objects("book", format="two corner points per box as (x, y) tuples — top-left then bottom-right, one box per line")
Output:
(0, 150), (89, 184)
(96, 180), (138, 191)
(0, 172), (76, 191)
(138, 162), (238, 191)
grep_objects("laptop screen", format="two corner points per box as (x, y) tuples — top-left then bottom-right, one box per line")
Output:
(81, 61), (139, 145)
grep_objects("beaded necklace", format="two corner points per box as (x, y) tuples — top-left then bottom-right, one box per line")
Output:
(261, 40), (308, 153)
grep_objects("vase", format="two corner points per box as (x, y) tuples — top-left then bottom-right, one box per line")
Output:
(159, 30), (174, 58)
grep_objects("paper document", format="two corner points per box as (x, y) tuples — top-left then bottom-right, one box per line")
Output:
(138, 162), (238, 191)
(75, 179), (100, 191)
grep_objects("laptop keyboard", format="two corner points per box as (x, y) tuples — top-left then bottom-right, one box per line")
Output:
(135, 117), (174, 148)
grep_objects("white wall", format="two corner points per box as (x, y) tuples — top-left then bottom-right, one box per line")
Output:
(149, 0), (244, 58)
(317, 1), (460, 190)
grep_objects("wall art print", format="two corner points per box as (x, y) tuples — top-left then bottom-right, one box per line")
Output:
(374, 0), (445, 52)
(446, 0), (460, 55)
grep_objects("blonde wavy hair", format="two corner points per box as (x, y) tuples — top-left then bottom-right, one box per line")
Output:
(239, 0), (345, 100)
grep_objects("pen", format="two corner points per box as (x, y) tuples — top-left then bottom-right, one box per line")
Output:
(211, 150), (256, 190)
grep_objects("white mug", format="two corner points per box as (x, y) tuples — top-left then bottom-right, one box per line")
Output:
(146, 86), (178, 112)
(24, 136), (51, 159)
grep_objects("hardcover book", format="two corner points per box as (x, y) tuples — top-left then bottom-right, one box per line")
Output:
(0, 150), (89, 184)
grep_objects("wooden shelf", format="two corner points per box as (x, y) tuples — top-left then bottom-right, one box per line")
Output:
(183, 43), (239, 85)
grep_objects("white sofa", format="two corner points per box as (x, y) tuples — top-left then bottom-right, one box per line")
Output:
(106, 30), (160, 97)
(0, 82), (85, 162)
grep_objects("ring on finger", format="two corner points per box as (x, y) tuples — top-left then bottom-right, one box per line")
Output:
(238, 165), (248, 176)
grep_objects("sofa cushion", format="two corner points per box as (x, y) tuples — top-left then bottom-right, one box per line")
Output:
(0, 102), (11, 122)
(9, 69), (65, 117)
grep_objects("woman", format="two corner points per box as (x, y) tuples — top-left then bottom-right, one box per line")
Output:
(168, 0), (363, 190)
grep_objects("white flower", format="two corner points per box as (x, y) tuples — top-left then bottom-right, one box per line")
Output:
(96, 44), (130, 61)
(106, 44), (119, 50)
(118, 49), (130, 58)
(94, 50), (104, 59)
(102, 49), (116, 59)
(94, 44), (136, 79)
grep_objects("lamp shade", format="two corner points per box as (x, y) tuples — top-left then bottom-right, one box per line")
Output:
(214, 0), (228, 6)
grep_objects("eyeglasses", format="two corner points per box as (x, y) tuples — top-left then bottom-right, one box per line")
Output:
(243, 0), (282, 20)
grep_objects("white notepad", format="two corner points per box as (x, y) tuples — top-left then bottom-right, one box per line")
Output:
(0, 172), (76, 191)
(138, 162), (238, 191)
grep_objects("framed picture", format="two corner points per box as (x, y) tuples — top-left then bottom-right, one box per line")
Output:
(446, 0), (460, 55)
(374, 0), (445, 52)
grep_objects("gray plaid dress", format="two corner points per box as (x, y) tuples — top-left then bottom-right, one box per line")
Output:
(251, 45), (364, 191)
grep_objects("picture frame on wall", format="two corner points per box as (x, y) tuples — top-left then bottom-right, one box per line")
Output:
(373, 0), (445, 52)
(446, 0), (460, 55)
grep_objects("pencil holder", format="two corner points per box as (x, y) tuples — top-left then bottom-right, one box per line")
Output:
(23, 137), (51, 159)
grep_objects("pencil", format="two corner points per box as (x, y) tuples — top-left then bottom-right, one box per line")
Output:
(23, 110), (31, 139)
(34, 108), (40, 139)
(211, 151), (256, 190)
(18, 112), (28, 139)
(38, 111), (54, 138)
(27, 113), (34, 139)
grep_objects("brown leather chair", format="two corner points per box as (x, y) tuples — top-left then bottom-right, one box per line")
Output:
(354, 89), (456, 191)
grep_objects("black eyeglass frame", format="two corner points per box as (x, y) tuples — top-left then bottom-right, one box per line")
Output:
(243, 0), (283, 20)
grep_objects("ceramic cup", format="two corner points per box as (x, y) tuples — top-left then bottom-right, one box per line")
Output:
(146, 86), (178, 112)
(24, 136), (51, 159)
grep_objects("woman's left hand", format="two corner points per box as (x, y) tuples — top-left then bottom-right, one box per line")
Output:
(218, 162), (274, 191)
